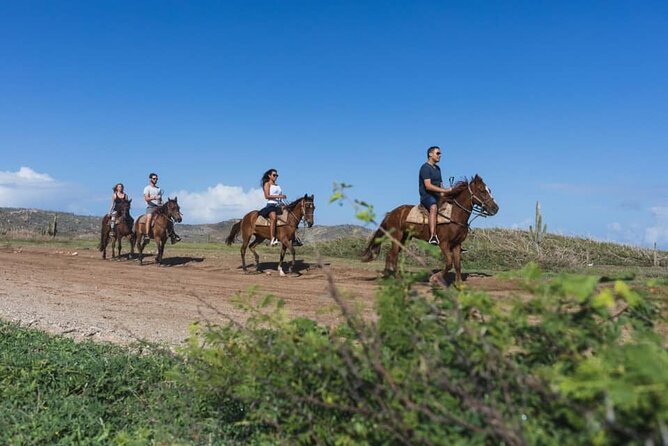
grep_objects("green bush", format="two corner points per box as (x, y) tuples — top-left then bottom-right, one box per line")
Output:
(0, 326), (241, 445)
(181, 264), (668, 445)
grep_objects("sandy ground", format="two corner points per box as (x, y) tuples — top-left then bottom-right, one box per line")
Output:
(0, 244), (519, 345)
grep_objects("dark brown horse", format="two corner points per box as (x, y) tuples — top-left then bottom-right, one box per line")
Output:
(225, 194), (315, 276)
(99, 198), (136, 260)
(134, 198), (183, 265)
(361, 175), (498, 285)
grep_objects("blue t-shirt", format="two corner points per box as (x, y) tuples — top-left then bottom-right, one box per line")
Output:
(419, 162), (443, 201)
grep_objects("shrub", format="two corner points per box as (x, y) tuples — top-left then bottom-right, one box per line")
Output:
(180, 263), (668, 445)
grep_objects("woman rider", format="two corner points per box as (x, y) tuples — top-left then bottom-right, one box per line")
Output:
(258, 168), (286, 246)
(109, 183), (129, 232)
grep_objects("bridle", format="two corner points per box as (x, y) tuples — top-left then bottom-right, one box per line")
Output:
(451, 181), (493, 227)
(283, 197), (314, 237)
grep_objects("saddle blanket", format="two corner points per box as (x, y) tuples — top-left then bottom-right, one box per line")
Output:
(256, 210), (290, 227)
(405, 203), (452, 225)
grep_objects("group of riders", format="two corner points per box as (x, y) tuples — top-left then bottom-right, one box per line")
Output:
(107, 145), (452, 247)
(107, 168), (304, 247)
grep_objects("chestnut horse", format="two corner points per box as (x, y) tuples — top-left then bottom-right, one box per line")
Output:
(225, 194), (315, 276)
(361, 175), (498, 285)
(99, 198), (136, 260)
(134, 198), (183, 265)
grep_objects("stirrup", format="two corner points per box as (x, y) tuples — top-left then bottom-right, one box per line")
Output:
(428, 235), (440, 245)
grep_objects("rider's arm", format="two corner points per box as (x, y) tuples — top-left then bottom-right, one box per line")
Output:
(423, 179), (452, 195)
(263, 183), (286, 200)
(109, 193), (116, 214)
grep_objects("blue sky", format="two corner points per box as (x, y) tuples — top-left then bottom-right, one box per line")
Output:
(1, 1), (666, 248)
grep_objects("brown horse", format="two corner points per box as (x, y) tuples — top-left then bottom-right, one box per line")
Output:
(99, 198), (136, 260)
(134, 198), (183, 265)
(225, 194), (315, 276)
(361, 175), (498, 285)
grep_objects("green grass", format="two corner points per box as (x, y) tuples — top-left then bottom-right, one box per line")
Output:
(0, 322), (250, 445)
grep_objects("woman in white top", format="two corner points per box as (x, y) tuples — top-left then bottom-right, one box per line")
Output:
(258, 168), (287, 246)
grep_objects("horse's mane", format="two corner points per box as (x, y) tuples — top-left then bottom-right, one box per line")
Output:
(441, 178), (469, 200)
(153, 200), (172, 217)
(286, 196), (307, 210)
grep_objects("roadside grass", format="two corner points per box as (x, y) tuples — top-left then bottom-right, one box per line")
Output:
(0, 322), (250, 445)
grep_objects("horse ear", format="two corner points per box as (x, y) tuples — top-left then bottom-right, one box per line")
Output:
(303, 193), (307, 199)
(128, 198), (132, 203)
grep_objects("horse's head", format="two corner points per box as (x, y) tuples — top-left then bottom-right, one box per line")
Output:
(302, 194), (315, 228)
(469, 175), (499, 216)
(166, 197), (183, 223)
(116, 198), (132, 218)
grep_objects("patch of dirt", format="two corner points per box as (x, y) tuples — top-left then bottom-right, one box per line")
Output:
(0, 245), (523, 345)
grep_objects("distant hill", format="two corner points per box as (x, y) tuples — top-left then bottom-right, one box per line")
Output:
(0, 207), (372, 242)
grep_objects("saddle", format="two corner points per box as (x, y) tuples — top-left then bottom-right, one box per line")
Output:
(255, 209), (290, 227)
(405, 202), (453, 225)
(137, 214), (159, 231)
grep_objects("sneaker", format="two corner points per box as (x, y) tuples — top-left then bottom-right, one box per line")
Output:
(461, 248), (468, 254)
(293, 237), (303, 247)
(428, 235), (440, 245)
(170, 234), (181, 245)
(270, 238), (280, 246)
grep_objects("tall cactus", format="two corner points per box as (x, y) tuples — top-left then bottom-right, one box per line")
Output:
(529, 201), (547, 250)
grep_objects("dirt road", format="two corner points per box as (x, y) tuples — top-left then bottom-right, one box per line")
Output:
(0, 244), (516, 345)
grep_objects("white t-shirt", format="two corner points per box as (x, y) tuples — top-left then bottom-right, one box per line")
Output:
(144, 185), (163, 207)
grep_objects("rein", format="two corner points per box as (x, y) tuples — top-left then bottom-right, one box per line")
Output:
(450, 182), (491, 227)
(283, 198), (312, 240)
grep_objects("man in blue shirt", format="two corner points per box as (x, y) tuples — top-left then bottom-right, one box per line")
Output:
(419, 146), (453, 244)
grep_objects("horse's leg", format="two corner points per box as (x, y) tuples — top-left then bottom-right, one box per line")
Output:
(101, 230), (108, 260)
(277, 243), (287, 277)
(155, 236), (164, 264)
(112, 236), (119, 259)
(453, 245), (463, 285)
(289, 240), (296, 274)
(434, 243), (454, 286)
(240, 236), (250, 273)
(384, 230), (408, 276)
(247, 236), (264, 272)
(130, 232), (136, 259)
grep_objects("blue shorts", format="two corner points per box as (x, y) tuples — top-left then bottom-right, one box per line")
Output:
(420, 195), (438, 209)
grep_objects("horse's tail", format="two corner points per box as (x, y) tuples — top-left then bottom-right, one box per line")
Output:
(225, 221), (241, 245)
(99, 216), (108, 251)
(361, 217), (390, 262)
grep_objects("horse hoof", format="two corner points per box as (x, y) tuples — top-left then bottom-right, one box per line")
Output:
(279, 269), (286, 277)
(429, 273), (448, 287)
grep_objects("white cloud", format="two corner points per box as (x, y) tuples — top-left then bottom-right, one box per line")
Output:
(645, 206), (668, 247)
(0, 167), (64, 208)
(172, 183), (266, 223)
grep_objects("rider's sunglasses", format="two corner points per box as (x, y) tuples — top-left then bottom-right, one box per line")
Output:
(434, 152), (441, 156)
(150, 177), (158, 180)
(271, 173), (278, 178)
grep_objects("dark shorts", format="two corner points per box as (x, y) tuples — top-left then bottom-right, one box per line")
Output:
(258, 204), (281, 218)
(420, 194), (438, 209)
